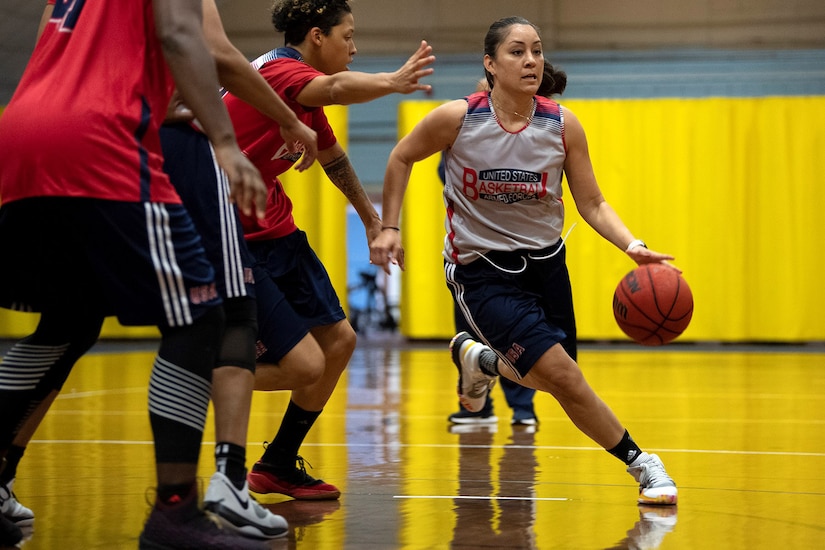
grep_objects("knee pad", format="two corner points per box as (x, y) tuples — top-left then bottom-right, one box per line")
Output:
(217, 297), (258, 372)
(158, 304), (225, 381)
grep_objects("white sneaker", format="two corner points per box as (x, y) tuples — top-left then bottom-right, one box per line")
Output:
(627, 453), (678, 505)
(203, 472), (288, 539)
(450, 332), (497, 413)
(0, 479), (34, 529)
(448, 423), (499, 435)
(626, 505), (678, 549)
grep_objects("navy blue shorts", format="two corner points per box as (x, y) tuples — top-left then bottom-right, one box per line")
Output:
(445, 240), (577, 379)
(249, 230), (345, 364)
(160, 123), (255, 300)
(0, 197), (220, 328)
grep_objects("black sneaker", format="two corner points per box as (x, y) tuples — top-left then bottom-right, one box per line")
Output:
(138, 485), (269, 550)
(0, 514), (22, 548)
(447, 396), (497, 425)
(448, 407), (498, 424)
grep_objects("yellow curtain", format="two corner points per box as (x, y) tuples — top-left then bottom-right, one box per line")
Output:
(2, 98), (823, 342)
(399, 96), (825, 342)
(397, 101), (455, 338)
(280, 104), (349, 309)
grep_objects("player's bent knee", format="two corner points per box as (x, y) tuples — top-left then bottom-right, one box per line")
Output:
(340, 321), (357, 354)
(529, 349), (584, 396)
(302, 339), (327, 383)
(316, 321), (356, 372)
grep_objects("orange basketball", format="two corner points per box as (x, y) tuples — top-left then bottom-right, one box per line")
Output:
(612, 264), (693, 346)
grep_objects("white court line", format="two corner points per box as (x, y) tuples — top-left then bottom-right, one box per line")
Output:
(394, 495), (568, 501)
(26, 440), (825, 458)
(301, 442), (825, 458)
(30, 440), (153, 445)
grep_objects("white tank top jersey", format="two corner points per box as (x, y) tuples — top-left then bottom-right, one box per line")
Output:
(443, 91), (567, 265)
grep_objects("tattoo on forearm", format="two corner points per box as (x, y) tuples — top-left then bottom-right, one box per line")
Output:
(323, 153), (368, 203)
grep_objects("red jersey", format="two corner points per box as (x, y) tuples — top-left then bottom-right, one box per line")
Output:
(0, 0), (179, 205)
(223, 47), (337, 241)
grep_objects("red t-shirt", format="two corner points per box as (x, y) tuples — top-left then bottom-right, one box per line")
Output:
(223, 48), (337, 241)
(0, 0), (178, 205)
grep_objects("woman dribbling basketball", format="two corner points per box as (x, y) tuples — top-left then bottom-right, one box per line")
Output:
(371, 16), (679, 505)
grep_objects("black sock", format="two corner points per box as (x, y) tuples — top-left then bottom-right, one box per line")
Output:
(261, 400), (320, 469)
(0, 445), (25, 484)
(156, 482), (196, 506)
(215, 442), (247, 489)
(478, 349), (500, 377)
(607, 430), (643, 465)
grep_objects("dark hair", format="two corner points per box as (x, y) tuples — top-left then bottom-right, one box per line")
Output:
(483, 16), (567, 97)
(538, 60), (567, 97)
(271, 0), (352, 46)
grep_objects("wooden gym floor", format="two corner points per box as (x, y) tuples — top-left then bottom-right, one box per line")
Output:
(1, 336), (823, 549)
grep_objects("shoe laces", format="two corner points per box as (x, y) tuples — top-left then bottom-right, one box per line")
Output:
(291, 456), (319, 484)
(0, 479), (14, 504)
(259, 443), (320, 484)
(640, 455), (673, 488)
(295, 455), (312, 472)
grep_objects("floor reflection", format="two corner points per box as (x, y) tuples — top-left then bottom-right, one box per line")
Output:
(607, 505), (678, 549)
(4, 339), (824, 549)
(264, 499), (342, 548)
(451, 424), (539, 548)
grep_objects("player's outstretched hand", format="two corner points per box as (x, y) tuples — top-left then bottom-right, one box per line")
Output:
(279, 119), (318, 172)
(212, 142), (267, 219)
(369, 229), (405, 274)
(391, 40), (435, 95)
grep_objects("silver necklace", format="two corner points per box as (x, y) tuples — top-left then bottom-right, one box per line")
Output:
(491, 96), (534, 122)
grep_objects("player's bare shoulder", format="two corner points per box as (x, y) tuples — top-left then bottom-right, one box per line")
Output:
(427, 99), (470, 141)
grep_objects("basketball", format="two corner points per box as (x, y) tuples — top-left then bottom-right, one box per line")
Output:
(612, 264), (693, 346)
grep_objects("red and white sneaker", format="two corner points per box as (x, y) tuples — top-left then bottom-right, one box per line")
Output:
(247, 457), (340, 501)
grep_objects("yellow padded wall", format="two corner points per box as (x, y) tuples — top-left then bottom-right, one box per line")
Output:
(562, 96), (825, 342)
(397, 100), (455, 339)
(280, 105), (350, 309)
(398, 96), (825, 342)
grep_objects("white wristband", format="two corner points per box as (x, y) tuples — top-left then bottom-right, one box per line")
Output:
(626, 239), (647, 252)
